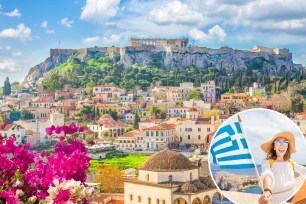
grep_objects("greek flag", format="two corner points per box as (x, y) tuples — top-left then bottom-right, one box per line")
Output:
(210, 122), (255, 169)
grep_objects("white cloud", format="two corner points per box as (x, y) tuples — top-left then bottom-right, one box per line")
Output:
(80, 0), (120, 24)
(189, 25), (226, 42)
(0, 24), (31, 40)
(60, 18), (74, 28)
(0, 46), (12, 50)
(11, 52), (23, 57)
(45, 29), (55, 34)
(82, 34), (124, 46)
(0, 58), (21, 72)
(41, 21), (55, 34)
(4, 8), (21, 17)
(41, 21), (48, 28)
(82, 36), (100, 44)
(149, 1), (204, 26)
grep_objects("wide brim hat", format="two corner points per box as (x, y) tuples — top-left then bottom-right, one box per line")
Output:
(260, 131), (296, 154)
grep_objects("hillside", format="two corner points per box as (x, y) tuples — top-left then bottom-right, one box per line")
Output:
(23, 46), (306, 93)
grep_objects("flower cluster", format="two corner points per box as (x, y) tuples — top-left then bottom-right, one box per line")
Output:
(0, 123), (93, 204)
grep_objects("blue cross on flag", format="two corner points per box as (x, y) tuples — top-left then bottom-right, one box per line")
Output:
(210, 121), (255, 169)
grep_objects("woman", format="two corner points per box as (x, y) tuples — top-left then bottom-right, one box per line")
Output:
(259, 132), (306, 204)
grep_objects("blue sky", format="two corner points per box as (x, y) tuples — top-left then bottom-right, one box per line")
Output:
(1, 0), (306, 84)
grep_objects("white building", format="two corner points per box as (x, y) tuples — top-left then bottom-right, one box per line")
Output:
(0, 124), (24, 144)
(14, 112), (65, 143)
(143, 123), (177, 150)
(167, 107), (189, 118)
(124, 150), (222, 204)
(249, 82), (266, 96)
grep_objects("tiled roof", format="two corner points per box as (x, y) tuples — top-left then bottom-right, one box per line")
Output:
(144, 123), (176, 130)
(187, 107), (198, 112)
(219, 115), (231, 119)
(120, 129), (143, 138)
(139, 119), (161, 123)
(98, 114), (130, 128)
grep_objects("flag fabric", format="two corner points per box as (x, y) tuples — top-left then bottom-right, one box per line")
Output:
(210, 121), (255, 169)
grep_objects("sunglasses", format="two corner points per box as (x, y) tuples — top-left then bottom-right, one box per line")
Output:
(274, 140), (289, 147)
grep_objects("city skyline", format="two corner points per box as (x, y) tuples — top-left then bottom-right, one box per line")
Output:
(1, 0), (306, 84)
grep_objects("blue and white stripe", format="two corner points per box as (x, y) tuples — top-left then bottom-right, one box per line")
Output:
(210, 122), (255, 169)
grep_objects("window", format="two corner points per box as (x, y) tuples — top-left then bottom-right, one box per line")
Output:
(188, 135), (190, 140)
(180, 137), (182, 142)
(146, 174), (149, 181)
(207, 128), (210, 132)
(198, 128), (201, 132)
(156, 199), (160, 204)
(130, 194), (133, 201)
(162, 200), (165, 204)
(297, 122), (300, 126)
(190, 173), (192, 181)
(148, 198), (151, 204)
(198, 135), (201, 140)
(146, 131), (149, 137)
(151, 131), (153, 136)
(168, 175), (172, 182)
(156, 131), (159, 136)
(138, 196), (141, 202)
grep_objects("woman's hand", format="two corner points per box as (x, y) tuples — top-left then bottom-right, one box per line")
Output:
(258, 190), (272, 204)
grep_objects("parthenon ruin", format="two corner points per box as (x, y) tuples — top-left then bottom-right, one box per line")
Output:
(130, 38), (188, 48)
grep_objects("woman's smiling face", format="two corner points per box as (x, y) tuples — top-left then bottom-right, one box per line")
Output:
(274, 137), (289, 158)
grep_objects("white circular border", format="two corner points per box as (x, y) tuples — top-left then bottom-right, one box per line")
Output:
(208, 108), (306, 204)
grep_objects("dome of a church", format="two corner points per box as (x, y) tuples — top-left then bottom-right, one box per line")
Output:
(140, 150), (197, 171)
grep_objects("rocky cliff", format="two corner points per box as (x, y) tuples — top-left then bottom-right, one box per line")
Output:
(23, 46), (303, 85)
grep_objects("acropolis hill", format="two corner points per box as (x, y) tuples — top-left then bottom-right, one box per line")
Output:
(24, 38), (303, 84)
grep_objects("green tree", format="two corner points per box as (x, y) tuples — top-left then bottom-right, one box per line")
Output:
(176, 100), (183, 106)
(291, 95), (304, 113)
(186, 89), (202, 100)
(133, 113), (140, 129)
(78, 105), (95, 119)
(3, 77), (11, 95)
(149, 106), (160, 119)
(20, 109), (35, 120)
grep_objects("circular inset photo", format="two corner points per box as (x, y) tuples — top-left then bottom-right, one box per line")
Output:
(208, 108), (306, 204)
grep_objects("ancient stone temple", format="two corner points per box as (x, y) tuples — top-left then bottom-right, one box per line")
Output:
(130, 38), (188, 48)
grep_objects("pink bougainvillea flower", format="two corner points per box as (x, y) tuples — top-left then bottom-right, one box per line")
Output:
(46, 127), (53, 136)
(54, 126), (61, 134)
(59, 136), (65, 142)
(87, 140), (95, 146)
(40, 151), (46, 158)
(78, 126), (85, 133)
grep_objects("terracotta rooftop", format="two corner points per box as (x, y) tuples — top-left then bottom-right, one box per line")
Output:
(144, 123), (176, 130)
(98, 114), (130, 128)
(140, 150), (197, 171)
(187, 107), (198, 112)
(294, 111), (306, 120)
(219, 115), (231, 119)
(120, 129), (143, 138)
(195, 118), (211, 124)
(139, 119), (161, 123)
